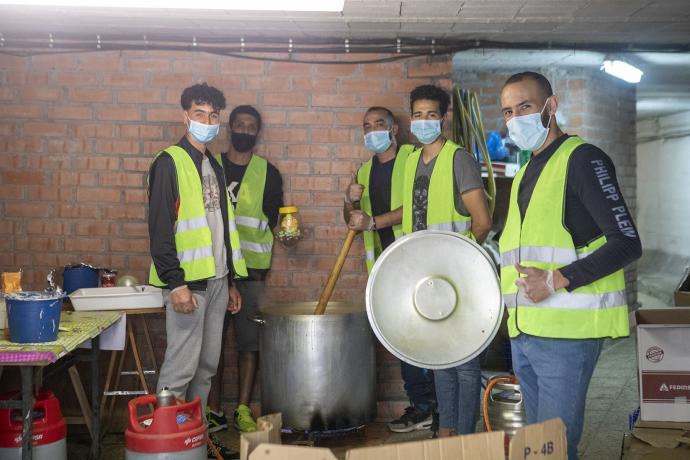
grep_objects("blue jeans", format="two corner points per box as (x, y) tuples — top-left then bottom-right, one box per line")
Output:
(433, 355), (482, 434)
(511, 334), (603, 460)
(400, 361), (435, 413)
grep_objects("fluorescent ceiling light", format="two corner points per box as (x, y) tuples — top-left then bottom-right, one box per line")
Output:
(0, 0), (344, 11)
(601, 59), (643, 84)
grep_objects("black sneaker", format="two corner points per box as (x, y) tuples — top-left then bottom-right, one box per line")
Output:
(207, 433), (239, 460)
(387, 406), (433, 433)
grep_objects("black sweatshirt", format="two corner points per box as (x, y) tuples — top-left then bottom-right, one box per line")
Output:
(221, 154), (284, 281)
(147, 136), (235, 291)
(518, 134), (642, 291)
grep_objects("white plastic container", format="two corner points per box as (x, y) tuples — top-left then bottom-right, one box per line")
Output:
(0, 298), (6, 330)
(69, 286), (163, 311)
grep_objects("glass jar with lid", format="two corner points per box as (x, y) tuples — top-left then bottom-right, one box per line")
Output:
(275, 206), (302, 247)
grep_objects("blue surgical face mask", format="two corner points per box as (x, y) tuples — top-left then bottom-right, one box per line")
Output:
(186, 114), (220, 144)
(410, 119), (442, 145)
(506, 99), (551, 151)
(364, 130), (393, 154)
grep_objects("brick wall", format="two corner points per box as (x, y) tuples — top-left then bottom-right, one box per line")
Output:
(0, 50), (452, 417)
(455, 66), (639, 307)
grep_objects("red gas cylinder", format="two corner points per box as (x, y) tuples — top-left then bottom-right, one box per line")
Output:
(125, 393), (206, 459)
(0, 389), (67, 460)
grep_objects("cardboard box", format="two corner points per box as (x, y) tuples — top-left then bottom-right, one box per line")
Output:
(674, 267), (690, 306)
(621, 420), (690, 459)
(635, 308), (690, 422)
(247, 418), (567, 460)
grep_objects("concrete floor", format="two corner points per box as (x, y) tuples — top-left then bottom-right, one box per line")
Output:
(67, 291), (667, 459)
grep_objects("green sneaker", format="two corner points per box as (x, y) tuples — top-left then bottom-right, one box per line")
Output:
(233, 404), (257, 432)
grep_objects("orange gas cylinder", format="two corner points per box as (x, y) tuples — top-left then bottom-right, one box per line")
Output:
(124, 391), (206, 460)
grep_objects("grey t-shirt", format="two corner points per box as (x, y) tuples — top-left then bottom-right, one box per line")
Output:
(412, 147), (483, 232)
(201, 155), (228, 279)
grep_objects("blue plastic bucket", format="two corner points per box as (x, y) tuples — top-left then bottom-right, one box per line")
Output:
(6, 293), (64, 343)
(63, 264), (99, 294)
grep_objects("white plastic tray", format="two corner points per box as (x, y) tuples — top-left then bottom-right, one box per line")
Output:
(69, 286), (163, 311)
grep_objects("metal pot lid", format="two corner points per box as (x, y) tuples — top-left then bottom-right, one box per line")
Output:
(366, 231), (503, 369)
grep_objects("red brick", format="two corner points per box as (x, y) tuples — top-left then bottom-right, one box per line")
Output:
(7, 71), (49, 86)
(53, 71), (98, 86)
(0, 87), (16, 100)
(74, 123), (116, 138)
(23, 123), (67, 137)
(291, 176), (334, 191)
(73, 156), (119, 171)
(5, 202), (51, 218)
(263, 93), (307, 107)
(57, 204), (99, 219)
(64, 238), (104, 253)
(125, 189), (148, 204)
(406, 57), (451, 78)
(313, 161), (358, 175)
(97, 106), (142, 121)
(75, 54), (122, 72)
(315, 64), (359, 78)
(312, 93), (358, 108)
(110, 238), (149, 253)
(93, 140), (140, 155)
(291, 77), (337, 93)
(285, 191), (311, 206)
(340, 78), (385, 93)
(101, 206), (146, 220)
(335, 112), (364, 126)
(263, 128), (307, 143)
(244, 76), (289, 92)
(172, 59), (217, 74)
(123, 158), (154, 172)
(0, 104), (44, 119)
(120, 125), (164, 140)
(362, 63), (404, 78)
(26, 221), (68, 235)
(31, 54), (77, 70)
(77, 188), (121, 203)
(287, 111), (333, 125)
(387, 78), (434, 93)
(203, 76), (244, 92)
(258, 110), (286, 125)
(15, 237), (62, 252)
(103, 73), (146, 87)
(273, 160), (311, 175)
(21, 87), (61, 101)
(360, 94), (407, 109)
(47, 106), (93, 120)
(118, 89), (163, 104)
(220, 59), (266, 76)
(121, 223), (149, 236)
(286, 144), (331, 159)
(311, 128), (355, 143)
(100, 172), (145, 188)
(26, 153), (71, 169)
(150, 73), (196, 88)
(269, 62), (311, 76)
(0, 170), (44, 185)
(70, 88), (113, 103)
(124, 58), (170, 73)
(27, 186), (73, 202)
(147, 108), (183, 123)
(0, 185), (24, 199)
(0, 221), (16, 234)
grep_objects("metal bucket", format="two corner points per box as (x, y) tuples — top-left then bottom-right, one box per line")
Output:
(486, 380), (526, 437)
(256, 302), (376, 431)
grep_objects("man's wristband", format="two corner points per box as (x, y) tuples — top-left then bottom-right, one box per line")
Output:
(368, 216), (377, 231)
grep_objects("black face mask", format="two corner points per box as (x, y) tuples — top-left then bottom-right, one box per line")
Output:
(230, 132), (257, 153)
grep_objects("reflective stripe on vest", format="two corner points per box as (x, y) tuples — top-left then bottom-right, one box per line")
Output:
(401, 140), (473, 238)
(148, 145), (247, 287)
(359, 144), (413, 274)
(498, 136), (628, 339)
(230, 154), (274, 270)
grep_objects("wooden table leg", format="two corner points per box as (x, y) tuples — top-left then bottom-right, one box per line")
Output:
(68, 365), (94, 439)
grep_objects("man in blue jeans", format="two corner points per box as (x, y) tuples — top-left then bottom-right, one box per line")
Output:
(401, 85), (492, 438)
(499, 71), (641, 459)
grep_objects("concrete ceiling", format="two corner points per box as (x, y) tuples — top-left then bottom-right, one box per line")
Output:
(0, 0), (688, 119)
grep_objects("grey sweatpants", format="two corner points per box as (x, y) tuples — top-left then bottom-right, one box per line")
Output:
(157, 277), (229, 416)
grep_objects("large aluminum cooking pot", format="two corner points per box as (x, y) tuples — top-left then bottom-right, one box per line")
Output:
(366, 231), (503, 369)
(256, 302), (376, 431)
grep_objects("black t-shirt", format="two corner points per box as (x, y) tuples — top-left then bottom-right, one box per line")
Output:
(368, 155), (396, 250)
(517, 134), (642, 290)
(221, 154), (284, 279)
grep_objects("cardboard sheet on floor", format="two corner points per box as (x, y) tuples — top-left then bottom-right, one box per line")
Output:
(240, 413), (283, 460)
(248, 418), (566, 460)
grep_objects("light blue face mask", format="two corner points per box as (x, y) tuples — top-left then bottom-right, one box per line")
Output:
(187, 115), (220, 144)
(364, 130), (393, 154)
(410, 119), (442, 145)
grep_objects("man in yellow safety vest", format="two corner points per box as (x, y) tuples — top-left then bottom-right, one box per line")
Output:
(499, 71), (642, 460)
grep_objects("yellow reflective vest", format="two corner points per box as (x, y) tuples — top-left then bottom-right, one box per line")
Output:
(402, 140), (473, 237)
(232, 154), (274, 270)
(358, 144), (413, 274)
(149, 145), (247, 287)
(499, 136), (629, 339)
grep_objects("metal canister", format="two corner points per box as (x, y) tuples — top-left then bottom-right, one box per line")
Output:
(486, 380), (526, 437)
(156, 387), (175, 407)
